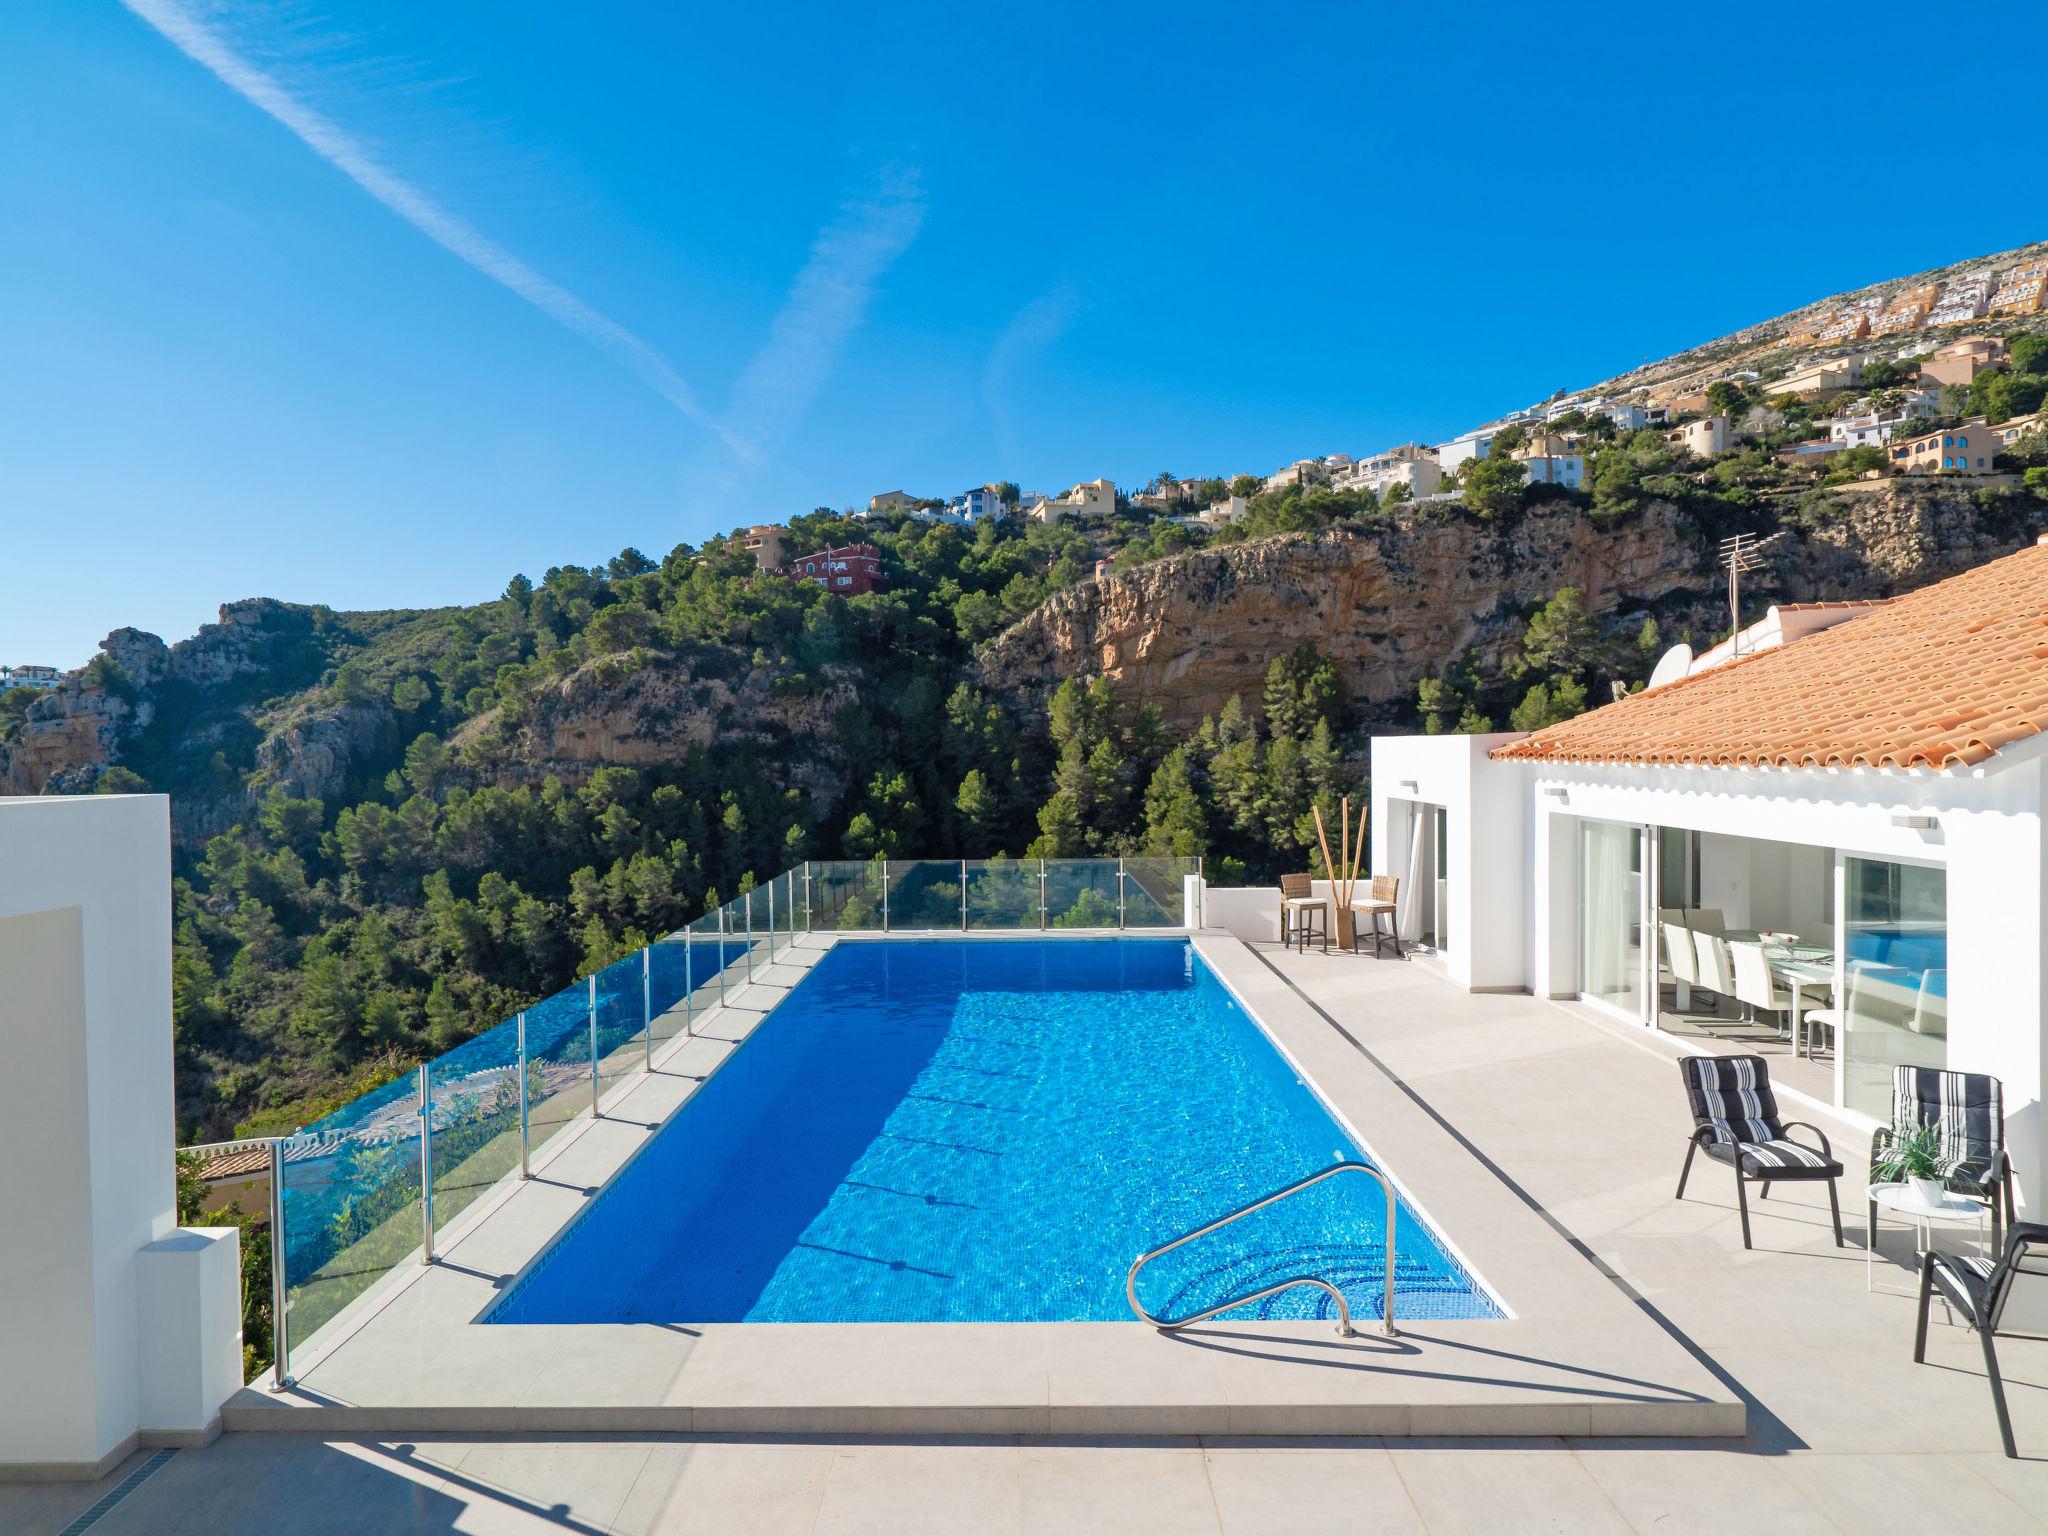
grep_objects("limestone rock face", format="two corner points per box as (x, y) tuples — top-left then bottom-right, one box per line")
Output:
(469, 652), (862, 812)
(976, 500), (1708, 727)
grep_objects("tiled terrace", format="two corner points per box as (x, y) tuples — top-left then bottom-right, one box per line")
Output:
(13, 942), (2048, 1533)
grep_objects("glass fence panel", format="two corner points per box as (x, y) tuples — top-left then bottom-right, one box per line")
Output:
(780, 870), (800, 952)
(1044, 859), (1123, 928)
(280, 1116), (421, 1360)
(1121, 857), (1189, 927)
(810, 860), (886, 930)
(428, 1025), (522, 1240)
(885, 859), (965, 930)
(966, 857), (1042, 929)
(523, 977), (596, 1156)
(648, 935), (693, 1046)
(682, 912), (726, 1012)
(592, 950), (648, 1105)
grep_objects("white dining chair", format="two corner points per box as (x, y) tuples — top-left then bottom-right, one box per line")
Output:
(1799, 961), (1862, 1057)
(1730, 941), (1790, 1035)
(1662, 921), (1700, 1006)
(1910, 970), (1947, 1035)
(1687, 908), (1728, 936)
(1693, 931), (1735, 1000)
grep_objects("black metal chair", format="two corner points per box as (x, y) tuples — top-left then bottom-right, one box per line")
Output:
(1676, 1054), (1844, 1249)
(1872, 1066), (2014, 1251)
(1915, 1222), (2048, 1458)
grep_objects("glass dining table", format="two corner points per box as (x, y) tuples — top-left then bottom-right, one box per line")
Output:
(1727, 931), (1835, 1057)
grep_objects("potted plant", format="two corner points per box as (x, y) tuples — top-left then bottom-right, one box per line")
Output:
(1877, 1121), (1949, 1206)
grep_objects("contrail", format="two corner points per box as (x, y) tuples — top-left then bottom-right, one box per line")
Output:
(121, 0), (719, 435)
(718, 169), (927, 462)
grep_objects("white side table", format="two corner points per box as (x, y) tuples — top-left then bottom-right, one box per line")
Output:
(1867, 1181), (1989, 1296)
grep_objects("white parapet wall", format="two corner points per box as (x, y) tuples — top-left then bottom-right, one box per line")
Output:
(0, 794), (240, 1478)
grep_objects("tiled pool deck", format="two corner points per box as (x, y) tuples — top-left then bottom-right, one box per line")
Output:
(207, 931), (1737, 1440)
(17, 937), (2048, 1532)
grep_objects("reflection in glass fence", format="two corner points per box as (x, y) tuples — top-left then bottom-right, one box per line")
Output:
(200, 855), (1197, 1388)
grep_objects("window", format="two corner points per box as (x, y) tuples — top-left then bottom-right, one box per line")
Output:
(835, 576), (851, 586)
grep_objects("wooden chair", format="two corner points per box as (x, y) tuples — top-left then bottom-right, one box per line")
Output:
(1350, 875), (1400, 959)
(1278, 873), (1326, 952)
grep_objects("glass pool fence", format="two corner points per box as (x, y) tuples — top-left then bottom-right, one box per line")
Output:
(178, 856), (1200, 1388)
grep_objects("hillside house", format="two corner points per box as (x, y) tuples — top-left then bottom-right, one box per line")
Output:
(742, 525), (788, 572)
(1514, 435), (1585, 489)
(1666, 416), (1733, 458)
(867, 490), (921, 513)
(1768, 359), (1863, 398)
(1920, 337), (2006, 389)
(0, 664), (60, 693)
(1890, 422), (1999, 475)
(789, 544), (885, 595)
(1028, 478), (1117, 523)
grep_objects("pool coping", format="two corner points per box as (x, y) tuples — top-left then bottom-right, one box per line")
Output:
(221, 931), (1743, 1439)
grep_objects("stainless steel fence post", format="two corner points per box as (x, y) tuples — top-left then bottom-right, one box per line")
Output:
(683, 930), (695, 1035)
(588, 973), (600, 1117)
(1039, 859), (1048, 930)
(642, 946), (654, 1071)
(767, 880), (776, 962)
(517, 1011), (530, 1178)
(718, 908), (728, 1005)
(269, 1138), (292, 1390)
(804, 862), (813, 932)
(745, 891), (756, 981)
(882, 859), (891, 932)
(418, 1064), (435, 1264)
(960, 858), (969, 931)
(1118, 857), (1127, 929)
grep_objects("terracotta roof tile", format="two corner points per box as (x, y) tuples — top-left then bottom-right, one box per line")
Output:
(1490, 540), (2048, 771)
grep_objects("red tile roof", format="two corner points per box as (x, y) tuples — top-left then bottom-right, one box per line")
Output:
(1490, 539), (2048, 771)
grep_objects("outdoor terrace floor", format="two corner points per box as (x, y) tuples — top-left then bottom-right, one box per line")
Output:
(14, 937), (2048, 1532)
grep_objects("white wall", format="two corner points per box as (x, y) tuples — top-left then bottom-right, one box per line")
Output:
(0, 795), (205, 1475)
(1369, 734), (1529, 990)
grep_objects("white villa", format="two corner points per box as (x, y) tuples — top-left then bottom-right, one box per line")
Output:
(1371, 538), (2048, 1205)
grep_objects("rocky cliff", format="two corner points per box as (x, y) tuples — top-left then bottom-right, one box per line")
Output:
(974, 482), (2046, 728)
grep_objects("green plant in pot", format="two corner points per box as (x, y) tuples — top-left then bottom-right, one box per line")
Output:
(1877, 1121), (1950, 1206)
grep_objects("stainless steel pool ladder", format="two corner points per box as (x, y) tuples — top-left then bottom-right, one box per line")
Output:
(1125, 1161), (1398, 1337)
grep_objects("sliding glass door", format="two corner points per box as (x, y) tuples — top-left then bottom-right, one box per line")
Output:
(1840, 856), (1947, 1119)
(1581, 820), (1646, 1020)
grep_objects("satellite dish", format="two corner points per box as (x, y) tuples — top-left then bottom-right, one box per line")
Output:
(1647, 643), (1694, 691)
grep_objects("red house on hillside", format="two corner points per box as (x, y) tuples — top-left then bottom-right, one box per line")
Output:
(790, 544), (885, 596)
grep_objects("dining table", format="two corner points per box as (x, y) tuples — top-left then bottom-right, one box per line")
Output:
(1726, 931), (1836, 1057)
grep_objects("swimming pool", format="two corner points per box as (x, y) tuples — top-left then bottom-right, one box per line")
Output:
(487, 939), (1500, 1325)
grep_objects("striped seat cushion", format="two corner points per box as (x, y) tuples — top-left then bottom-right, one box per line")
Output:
(1702, 1137), (1841, 1175)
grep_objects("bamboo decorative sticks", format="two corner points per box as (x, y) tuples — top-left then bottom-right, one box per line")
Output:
(1312, 795), (1369, 937)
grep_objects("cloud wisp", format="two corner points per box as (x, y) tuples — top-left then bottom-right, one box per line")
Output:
(121, 0), (717, 433)
(982, 284), (1080, 472)
(715, 169), (927, 465)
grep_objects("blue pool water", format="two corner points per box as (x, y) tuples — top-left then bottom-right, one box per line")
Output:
(487, 940), (1499, 1325)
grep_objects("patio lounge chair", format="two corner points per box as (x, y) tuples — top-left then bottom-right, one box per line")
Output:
(1872, 1066), (2014, 1251)
(1278, 873), (1326, 952)
(1914, 1222), (2048, 1458)
(1676, 1054), (1844, 1250)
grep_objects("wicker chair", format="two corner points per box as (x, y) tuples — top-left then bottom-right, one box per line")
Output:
(1350, 875), (1401, 959)
(1278, 872), (1327, 952)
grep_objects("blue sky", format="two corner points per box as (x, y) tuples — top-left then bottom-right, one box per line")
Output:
(3, 1), (2042, 667)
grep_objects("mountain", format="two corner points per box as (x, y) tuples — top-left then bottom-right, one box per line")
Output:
(6, 246), (2048, 1138)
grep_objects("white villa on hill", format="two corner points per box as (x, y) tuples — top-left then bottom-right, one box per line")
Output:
(1371, 538), (2048, 1208)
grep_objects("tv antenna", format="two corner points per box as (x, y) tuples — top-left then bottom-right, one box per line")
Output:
(1719, 531), (1788, 656)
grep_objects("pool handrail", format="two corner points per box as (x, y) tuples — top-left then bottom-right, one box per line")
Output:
(1125, 1160), (1398, 1337)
